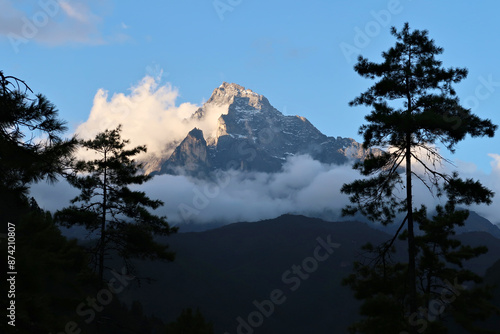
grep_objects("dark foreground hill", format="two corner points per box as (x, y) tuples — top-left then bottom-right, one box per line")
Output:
(116, 214), (500, 333)
(480, 258), (500, 331)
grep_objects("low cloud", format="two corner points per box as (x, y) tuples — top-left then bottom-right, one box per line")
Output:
(30, 151), (500, 231)
(144, 156), (360, 225)
(30, 155), (360, 226)
(29, 154), (358, 227)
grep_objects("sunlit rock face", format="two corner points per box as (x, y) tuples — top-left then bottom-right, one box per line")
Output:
(158, 128), (210, 177)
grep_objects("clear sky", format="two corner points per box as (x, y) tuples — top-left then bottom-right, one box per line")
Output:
(2, 0), (499, 172)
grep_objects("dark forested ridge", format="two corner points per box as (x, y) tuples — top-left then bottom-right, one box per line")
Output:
(117, 214), (500, 333)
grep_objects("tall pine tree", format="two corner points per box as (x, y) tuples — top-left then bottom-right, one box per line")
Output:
(56, 125), (177, 283)
(341, 23), (497, 333)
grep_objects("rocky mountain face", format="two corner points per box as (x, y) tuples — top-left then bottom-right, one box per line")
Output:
(150, 82), (377, 177)
(158, 128), (210, 177)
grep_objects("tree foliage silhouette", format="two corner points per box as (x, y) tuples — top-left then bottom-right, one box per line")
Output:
(56, 125), (177, 283)
(341, 23), (497, 333)
(0, 70), (76, 223)
(0, 71), (88, 333)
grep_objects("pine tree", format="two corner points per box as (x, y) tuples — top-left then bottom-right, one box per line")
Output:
(56, 125), (177, 283)
(341, 23), (497, 333)
(0, 71), (76, 224)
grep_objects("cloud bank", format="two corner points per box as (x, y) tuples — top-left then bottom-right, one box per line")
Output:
(137, 155), (359, 225)
(30, 152), (500, 229)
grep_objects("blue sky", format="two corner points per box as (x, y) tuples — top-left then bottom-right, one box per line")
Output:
(2, 0), (499, 174)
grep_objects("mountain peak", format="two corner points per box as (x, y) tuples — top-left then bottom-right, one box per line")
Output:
(207, 82), (269, 108)
(187, 127), (204, 140)
(219, 81), (246, 90)
(216, 82), (255, 96)
(148, 82), (381, 176)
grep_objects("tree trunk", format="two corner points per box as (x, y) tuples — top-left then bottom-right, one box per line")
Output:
(405, 49), (417, 331)
(406, 133), (417, 328)
(99, 152), (107, 286)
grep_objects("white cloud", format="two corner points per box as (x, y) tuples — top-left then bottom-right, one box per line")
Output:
(0, 0), (119, 49)
(59, 1), (93, 23)
(75, 76), (228, 166)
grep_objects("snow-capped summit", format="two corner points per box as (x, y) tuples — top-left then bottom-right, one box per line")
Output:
(150, 82), (378, 177)
(209, 82), (264, 104)
(192, 82), (275, 120)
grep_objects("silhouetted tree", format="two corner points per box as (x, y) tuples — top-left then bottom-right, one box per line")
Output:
(0, 70), (76, 224)
(341, 23), (497, 333)
(56, 126), (177, 283)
